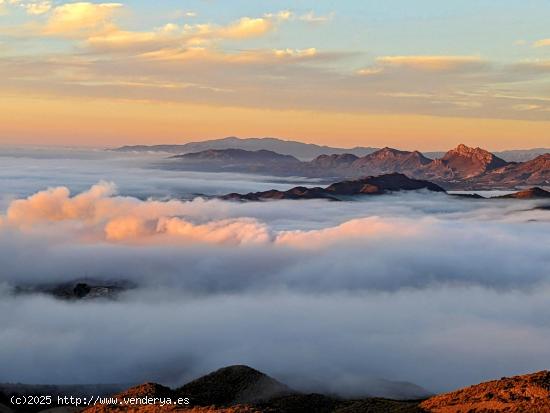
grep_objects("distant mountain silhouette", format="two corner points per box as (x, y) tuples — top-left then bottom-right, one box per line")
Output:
(168, 149), (304, 175)
(113, 136), (378, 160)
(174, 149), (300, 164)
(490, 148), (550, 162)
(112, 137), (549, 162)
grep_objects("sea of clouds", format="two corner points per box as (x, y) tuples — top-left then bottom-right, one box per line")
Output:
(0, 148), (549, 396)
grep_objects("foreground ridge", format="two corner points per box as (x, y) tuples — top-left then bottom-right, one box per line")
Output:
(2, 367), (547, 412)
(420, 370), (550, 413)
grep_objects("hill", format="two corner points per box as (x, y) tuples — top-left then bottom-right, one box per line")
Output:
(7, 367), (550, 412)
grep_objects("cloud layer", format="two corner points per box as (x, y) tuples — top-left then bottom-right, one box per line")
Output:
(1, 154), (550, 396)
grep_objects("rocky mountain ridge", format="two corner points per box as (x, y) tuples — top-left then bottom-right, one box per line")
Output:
(111, 137), (549, 163)
(163, 144), (549, 190)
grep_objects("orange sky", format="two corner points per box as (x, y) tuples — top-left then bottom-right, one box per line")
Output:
(1, 94), (549, 151)
(0, 1), (549, 150)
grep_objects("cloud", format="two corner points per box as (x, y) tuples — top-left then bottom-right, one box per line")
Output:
(276, 216), (419, 249)
(1, 174), (550, 395)
(6, 181), (118, 225)
(273, 48), (317, 58)
(356, 67), (384, 76)
(1, 155), (550, 396)
(299, 11), (335, 24)
(515, 59), (550, 73)
(84, 11), (292, 55)
(533, 38), (550, 47)
(1, 4), (550, 123)
(2, 182), (418, 247)
(263, 10), (293, 21)
(24, 0), (50, 15)
(0, 0), (51, 15)
(218, 16), (273, 39)
(43, 2), (122, 37)
(3, 181), (274, 245)
(375, 55), (485, 72)
(136, 46), (323, 66)
(85, 23), (189, 53)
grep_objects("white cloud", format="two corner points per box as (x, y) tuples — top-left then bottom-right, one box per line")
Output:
(24, 0), (50, 15)
(273, 47), (317, 58)
(42, 2), (123, 37)
(376, 55), (485, 71)
(1, 172), (550, 394)
(299, 11), (335, 24)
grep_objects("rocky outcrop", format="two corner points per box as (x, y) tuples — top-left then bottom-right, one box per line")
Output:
(222, 173), (445, 201)
(13, 280), (132, 301)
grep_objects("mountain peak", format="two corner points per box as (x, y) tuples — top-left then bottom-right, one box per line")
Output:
(376, 147), (408, 156)
(116, 382), (173, 399)
(436, 144), (509, 178)
(449, 143), (493, 158)
(177, 365), (294, 405)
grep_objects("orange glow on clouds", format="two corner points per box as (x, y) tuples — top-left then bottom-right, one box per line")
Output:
(2, 182), (422, 247)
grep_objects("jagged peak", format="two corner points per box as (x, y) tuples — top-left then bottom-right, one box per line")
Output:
(444, 144), (508, 167)
(450, 143), (491, 156)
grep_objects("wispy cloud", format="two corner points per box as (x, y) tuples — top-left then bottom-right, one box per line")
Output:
(24, 0), (50, 15)
(299, 11), (335, 24)
(375, 55), (485, 72)
(533, 38), (550, 47)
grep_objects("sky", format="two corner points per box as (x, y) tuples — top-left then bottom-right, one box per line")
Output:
(0, 0), (549, 150)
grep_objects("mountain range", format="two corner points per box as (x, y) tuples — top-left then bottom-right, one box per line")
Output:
(160, 144), (549, 190)
(4, 365), (548, 412)
(112, 137), (549, 162)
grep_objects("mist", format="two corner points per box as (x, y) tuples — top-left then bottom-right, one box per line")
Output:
(1, 148), (549, 396)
